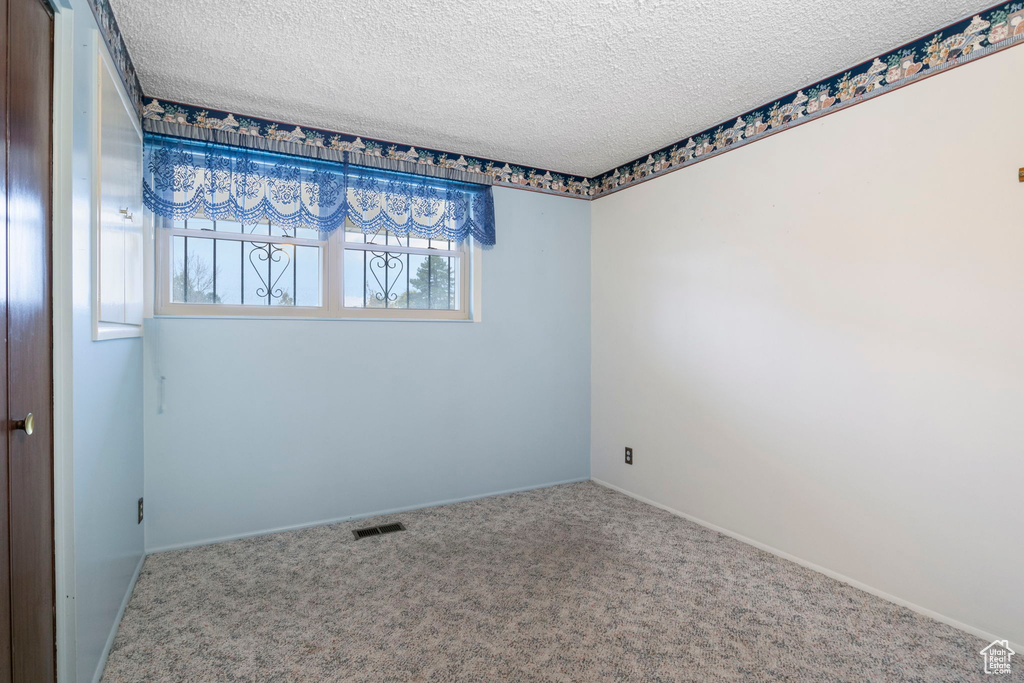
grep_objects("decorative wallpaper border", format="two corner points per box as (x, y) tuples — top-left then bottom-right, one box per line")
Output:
(591, 2), (1024, 198)
(139, 98), (594, 198)
(126, 1), (1022, 200)
(87, 0), (144, 116)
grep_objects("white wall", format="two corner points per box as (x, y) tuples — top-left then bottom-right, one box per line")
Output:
(143, 187), (591, 551)
(591, 46), (1024, 647)
(68, 5), (146, 681)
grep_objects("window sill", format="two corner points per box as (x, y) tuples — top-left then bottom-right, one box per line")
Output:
(153, 313), (478, 323)
(93, 321), (143, 341)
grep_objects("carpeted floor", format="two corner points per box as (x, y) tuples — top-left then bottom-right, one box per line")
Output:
(102, 482), (992, 682)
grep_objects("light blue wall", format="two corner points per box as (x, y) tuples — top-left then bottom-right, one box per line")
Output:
(143, 187), (591, 551)
(69, 6), (146, 682)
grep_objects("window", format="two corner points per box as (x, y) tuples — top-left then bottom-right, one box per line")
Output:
(143, 134), (494, 321)
(156, 216), (478, 320)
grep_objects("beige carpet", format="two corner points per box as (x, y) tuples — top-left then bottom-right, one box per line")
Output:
(102, 482), (991, 682)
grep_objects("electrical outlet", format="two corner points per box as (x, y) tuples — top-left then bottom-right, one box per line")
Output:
(138, 497), (144, 524)
(625, 447), (633, 465)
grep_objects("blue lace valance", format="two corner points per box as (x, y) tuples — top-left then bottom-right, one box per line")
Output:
(142, 134), (496, 245)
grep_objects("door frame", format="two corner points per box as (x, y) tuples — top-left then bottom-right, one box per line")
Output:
(50, 1), (76, 680)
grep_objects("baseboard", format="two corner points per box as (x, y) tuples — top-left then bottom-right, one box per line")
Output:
(91, 553), (145, 683)
(147, 476), (591, 554)
(591, 477), (1021, 653)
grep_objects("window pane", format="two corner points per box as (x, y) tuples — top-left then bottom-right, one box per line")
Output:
(270, 221), (302, 239)
(172, 236), (216, 303)
(344, 223), (366, 244)
(214, 219), (244, 234)
(364, 253), (385, 308)
(294, 245), (320, 307)
(215, 239), (242, 305)
(387, 252), (410, 307)
(241, 242), (269, 304)
(407, 254), (428, 308)
(429, 255), (450, 309)
(267, 243), (295, 305)
(348, 225), (418, 248)
(171, 235), (185, 302)
(167, 224), (327, 311)
(345, 224), (443, 248)
(451, 257), (461, 310)
(363, 228), (386, 247)
(293, 226), (320, 241)
(185, 217), (214, 232)
(230, 241), (305, 306)
(364, 250), (409, 309)
(344, 249), (366, 307)
(345, 249), (461, 311)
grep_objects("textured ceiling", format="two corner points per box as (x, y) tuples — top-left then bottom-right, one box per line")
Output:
(110, 0), (991, 177)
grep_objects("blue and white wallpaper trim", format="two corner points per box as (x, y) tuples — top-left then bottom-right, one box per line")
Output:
(140, 98), (594, 197)
(87, 0), (144, 116)
(591, 2), (1024, 198)
(98, 1), (1023, 199)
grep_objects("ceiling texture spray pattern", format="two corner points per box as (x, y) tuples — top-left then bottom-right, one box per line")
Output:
(105, 0), (1020, 199)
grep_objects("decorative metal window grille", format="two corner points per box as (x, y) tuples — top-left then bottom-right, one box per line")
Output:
(342, 223), (461, 311)
(159, 215), (472, 320)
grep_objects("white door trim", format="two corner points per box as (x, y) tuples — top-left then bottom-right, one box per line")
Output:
(51, 1), (78, 680)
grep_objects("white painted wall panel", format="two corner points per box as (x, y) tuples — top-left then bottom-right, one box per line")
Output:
(591, 46), (1024, 646)
(143, 188), (591, 551)
(70, 13), (146, 682)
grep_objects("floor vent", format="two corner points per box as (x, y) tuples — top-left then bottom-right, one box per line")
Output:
(352, 522), (405, 539)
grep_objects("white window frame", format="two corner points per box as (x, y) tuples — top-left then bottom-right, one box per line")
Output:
(154, 216), (482, 321)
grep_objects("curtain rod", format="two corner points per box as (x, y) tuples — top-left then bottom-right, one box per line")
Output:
(143, 121), (494, 189)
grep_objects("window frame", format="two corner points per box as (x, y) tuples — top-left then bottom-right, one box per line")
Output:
(153, 215), (481, 321)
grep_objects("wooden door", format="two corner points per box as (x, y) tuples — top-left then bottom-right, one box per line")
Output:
(2, 0), (56, 680)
